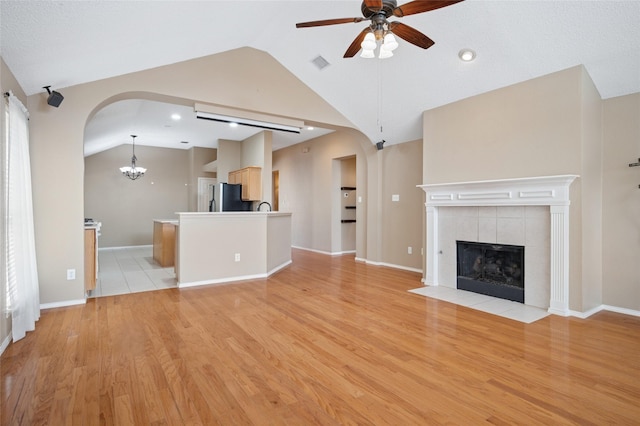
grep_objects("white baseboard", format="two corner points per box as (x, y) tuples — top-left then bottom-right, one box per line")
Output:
(356, 258), (423, 274)
(40, 299), (86, 310)
(292, 246), (355, 256)
(268, 260), (292, 275)
(99, 244), (153, 251)
(0, 332), (12, 357)
(570, 304), (640, 319)
(178, 273), (267, 289)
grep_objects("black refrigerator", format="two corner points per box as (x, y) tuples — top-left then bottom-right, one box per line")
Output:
(211, 183), (253, 212)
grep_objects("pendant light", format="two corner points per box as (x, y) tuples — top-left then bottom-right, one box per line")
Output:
(119, 135), (146, 180)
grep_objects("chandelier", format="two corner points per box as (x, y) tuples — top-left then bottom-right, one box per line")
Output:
(119, 135), (146, 180)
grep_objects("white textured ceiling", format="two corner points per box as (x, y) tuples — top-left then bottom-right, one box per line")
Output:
(2, 0), (639, 153)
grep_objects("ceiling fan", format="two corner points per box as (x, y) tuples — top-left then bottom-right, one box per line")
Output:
(296, 0), (464, 58)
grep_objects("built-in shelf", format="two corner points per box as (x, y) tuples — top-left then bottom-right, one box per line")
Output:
(340, 186), (356, 190)
(341, 219), (356, 223)
(345, 206), (356, 209)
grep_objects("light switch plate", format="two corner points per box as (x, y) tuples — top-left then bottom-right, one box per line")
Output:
(392, 194), (400, 202)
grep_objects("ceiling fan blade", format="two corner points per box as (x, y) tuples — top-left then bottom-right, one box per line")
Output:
(364, 0), (383, 12)
(296, 17), (364, 28)
(344, 28), (371, 58)
(389, 22), (435, 49)
(393, 0), (464, 17)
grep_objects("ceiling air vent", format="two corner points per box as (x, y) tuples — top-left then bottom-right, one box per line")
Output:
(311, 55), (330, 70)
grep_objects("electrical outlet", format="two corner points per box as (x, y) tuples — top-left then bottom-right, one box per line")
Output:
(408, 246), (412, 255)
(66, 269), (76, 280)
(234, 253), (240, 262)
(421, 248), (424, 255)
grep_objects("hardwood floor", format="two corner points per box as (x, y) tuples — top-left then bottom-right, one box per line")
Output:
(2, 249), (639, 425)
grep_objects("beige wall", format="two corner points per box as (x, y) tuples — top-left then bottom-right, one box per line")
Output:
(1, 58), (28, 346)
(84, 145), (192, 247)
(24, 47), (356, 305)
(273, 129), (370, 255)
(423, 66), (583, 183)
(241, 131), (272, 205)
(272, 129), (423, 268)
(578, 67), (604, 311)
(381, 140), (424, 270)
(602, 93), (640, 310)
(176, 213), (291, 285)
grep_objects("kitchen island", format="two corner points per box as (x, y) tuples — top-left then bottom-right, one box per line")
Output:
(175, 212), (292, 287)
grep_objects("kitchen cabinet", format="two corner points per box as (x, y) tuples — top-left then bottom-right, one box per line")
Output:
(153, 220), (177, 267)
(228, 166), (262, 201)
(84, 228), (97, 292)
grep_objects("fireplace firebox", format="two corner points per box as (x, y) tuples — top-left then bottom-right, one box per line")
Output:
(456, 241), (525, 303)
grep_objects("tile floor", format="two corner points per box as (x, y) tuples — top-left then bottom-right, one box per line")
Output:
(88, 246), (177, 298)
(409, 285), (550, 324)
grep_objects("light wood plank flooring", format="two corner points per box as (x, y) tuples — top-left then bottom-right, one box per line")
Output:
(2, 249), (639, 425)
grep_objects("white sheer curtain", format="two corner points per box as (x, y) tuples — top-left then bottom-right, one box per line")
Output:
(3, 92), (40, 342)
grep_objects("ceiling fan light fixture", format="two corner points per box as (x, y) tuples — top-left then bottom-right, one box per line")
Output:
(361, 32), (377, 51)
(379, 48), (393, 59)
(360, 49), (375, 58)
(382, 33), (398, 51)
(458, 48), (476, 62)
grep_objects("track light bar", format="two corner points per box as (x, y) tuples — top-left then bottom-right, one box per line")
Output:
(195, 110), (302, 134)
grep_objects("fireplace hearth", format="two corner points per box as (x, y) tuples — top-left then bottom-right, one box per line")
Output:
(456, 241), (525, 303)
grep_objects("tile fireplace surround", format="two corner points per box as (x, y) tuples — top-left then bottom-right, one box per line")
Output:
(418, 175), (578, 316)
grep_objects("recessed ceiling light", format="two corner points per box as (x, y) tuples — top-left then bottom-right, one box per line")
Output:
(307, 126), (314, 131)
(171, 113), (181, 120)
(229, 122), (239, 128)
(458, 48), (476, 62)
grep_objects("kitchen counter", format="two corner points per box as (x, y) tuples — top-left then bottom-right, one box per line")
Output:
(175, 212), (292, 287)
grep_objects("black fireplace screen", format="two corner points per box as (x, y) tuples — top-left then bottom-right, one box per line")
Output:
(456, 241), (525, 303)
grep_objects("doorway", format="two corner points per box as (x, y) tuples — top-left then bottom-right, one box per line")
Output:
(198, 177), (217, 212)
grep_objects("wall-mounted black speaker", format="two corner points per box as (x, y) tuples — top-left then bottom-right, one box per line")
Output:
(43, 86), (64, 107)
(47, 90), (64, 107)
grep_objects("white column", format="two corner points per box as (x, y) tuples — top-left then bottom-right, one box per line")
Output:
(425, 205), (439, 286)
(548, 205), (570, 316)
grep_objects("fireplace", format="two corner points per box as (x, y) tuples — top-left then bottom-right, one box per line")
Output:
(457, 241), (524, 303)
(418, 175), (578, 315)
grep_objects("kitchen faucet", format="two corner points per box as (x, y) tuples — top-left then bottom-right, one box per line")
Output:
(257, 201), (272, 212)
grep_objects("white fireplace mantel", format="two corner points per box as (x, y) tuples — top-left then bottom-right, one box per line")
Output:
(418, 175), (578, 316)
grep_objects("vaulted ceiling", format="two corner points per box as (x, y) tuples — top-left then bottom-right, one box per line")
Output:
(2, 1), (639, 153)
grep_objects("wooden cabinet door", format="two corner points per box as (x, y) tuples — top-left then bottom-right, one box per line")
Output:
(228, 170), (240, 185)
(84, 229), (96, 291)
(228, 166), (262, 201)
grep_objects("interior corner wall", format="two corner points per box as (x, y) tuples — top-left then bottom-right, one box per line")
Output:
(84, 145), (189, 247)
(218, 139), (242, 182)
(272, 128), (368, 256)
(241, 130), (272, 204)
(602, 93), (640, 311)
(422, 66), (588, 311)
(0, 57), (28, 347)
(579, 66), (604, 311)
(381, 140), (423, 270)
